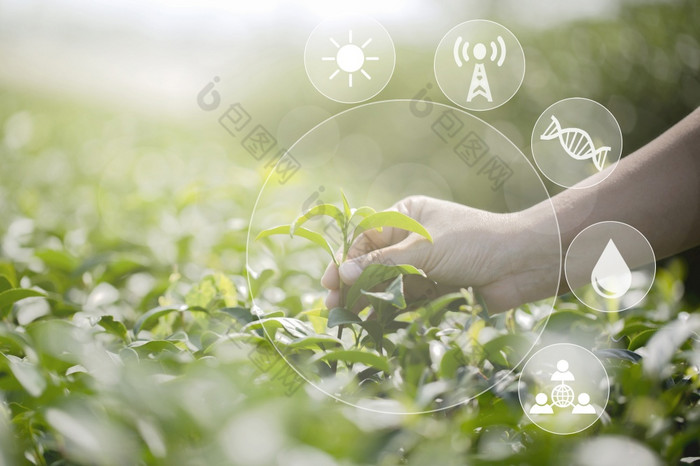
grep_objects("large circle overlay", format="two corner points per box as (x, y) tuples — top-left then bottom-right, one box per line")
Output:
(246, 100), (561, 414)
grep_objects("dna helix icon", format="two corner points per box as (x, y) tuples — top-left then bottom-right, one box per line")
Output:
(540, 115), (611, 171)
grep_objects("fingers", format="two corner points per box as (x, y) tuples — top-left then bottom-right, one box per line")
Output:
(321, 195), (427, 307)
(339, 240), (417, 285)
(346, 227), (393, 259)
(320, 261), (339, 290)
(325, 289), (340, 309)
(345, 196), (421, 260)
(322, 227), (408, 290)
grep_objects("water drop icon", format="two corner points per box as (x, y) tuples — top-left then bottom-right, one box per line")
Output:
(591, 239), (632, 298)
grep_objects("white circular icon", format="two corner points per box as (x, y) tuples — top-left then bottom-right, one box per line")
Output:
(434, 20), (525, 111)
(532, 98), (623, 189)
(565, 221), (656, 312)
(519, 343), (609, 435)
(304, 17), (395, 104)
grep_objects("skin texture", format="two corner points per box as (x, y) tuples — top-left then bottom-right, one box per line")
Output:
(322, 107), (700, 314)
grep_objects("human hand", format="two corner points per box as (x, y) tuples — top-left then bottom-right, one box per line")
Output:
(321, 195), (543, 314)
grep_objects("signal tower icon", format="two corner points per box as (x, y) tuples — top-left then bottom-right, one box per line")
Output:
(453, 36), (507, 103)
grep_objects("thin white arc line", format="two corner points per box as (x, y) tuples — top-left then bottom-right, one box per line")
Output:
(361, 38), (372, 48)
(348, 73), (353, 87)
(361, 69), (371, 80)
(348, 29), (352, 44)
(321, 57), (335, 61)
(365, 57), (379, 61)
(329, 37), (340, 48)
(329, 69), (339, 80)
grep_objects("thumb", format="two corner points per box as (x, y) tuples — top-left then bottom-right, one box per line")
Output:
(338, 244), (416, 285)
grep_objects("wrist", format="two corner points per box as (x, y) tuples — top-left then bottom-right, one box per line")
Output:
(480, 206), (562, 313)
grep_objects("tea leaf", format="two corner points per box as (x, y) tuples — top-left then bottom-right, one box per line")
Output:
(350, 206), (376, 224)
(340, 191), (352, 220)
(133, 306), (184, 336)
(361, 275), (406, 310)
(0, 288), (46, 317)
(643, 315), (700, 378)
(3, 355), (46, 397)
(352, 211), (433, 243)
(346, 264), (424, 310)
(291, 204), (345, 237)
(327, 307), (362, 328)
(256, 225), (336, 262)
(359, 320), (383, 348)
(0, 262), (18, 289)
(594, 348), (642, 362)
(319, 349), (390, 373)
(97, 316), (129, 342)
(243, 317), (315, 339)
(284, 335), (343, 350)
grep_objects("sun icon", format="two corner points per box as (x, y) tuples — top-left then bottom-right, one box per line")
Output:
(322, 30), (379, 88)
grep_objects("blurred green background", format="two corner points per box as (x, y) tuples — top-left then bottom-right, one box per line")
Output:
(2, 0), (699, 297)
(1, 0), (699, 464)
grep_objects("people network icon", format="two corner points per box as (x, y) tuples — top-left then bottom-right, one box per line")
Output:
(529, 359), (596, 415)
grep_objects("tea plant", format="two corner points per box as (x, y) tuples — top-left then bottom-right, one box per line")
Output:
(254, 194), (523, 400)
(257, 193), (434, 348)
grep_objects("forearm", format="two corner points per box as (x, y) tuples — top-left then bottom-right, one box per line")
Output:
(520, 107), (700, 298)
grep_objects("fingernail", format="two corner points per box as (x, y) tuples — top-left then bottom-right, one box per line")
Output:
(339, 260), (362, 284)
(325, 290), (339, 309)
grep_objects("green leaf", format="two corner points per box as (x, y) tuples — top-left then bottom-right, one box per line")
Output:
(481, 334), (532, 367)
(215, 306), (255, 326)
(213, 273), (238, 307)
(0, 262), (17, 291)
(628, 329), (656, 351)
(97, 315), (129, 342)
(185, 273), (236, 310)
(439, 347), (465, 379)
(296, 308), (328, 334)
(359, 320), (384, 348)
(319, 349), (390, 373)
(535, 308), (597, 332)
(283, 335), (343, 350)
(0, 328), (28, 356)
(25, 320), (84, 370)
(615, 321), (657, 339)
(242, 317), (314, 339)
(133, 306), (183, 335)
(256, 225), (336, 263)
(351, 211), (433, 243)
(594, 348), (642, 362)
(361, 275), (406, 310)
(247, 267), (275, 298)
(0, 277), (12, 293)
(340, 191), (352, 220)
(185, 277), (217, 309)
(346, 264), (424, 310)
(350, 206), (376, 225)
(415, 292), (464, 326)
(35, 249), (79, 272)
(3, 355), (46, 397)
(291, 204), (345, 237)
(0, 288), (46, 317)
(643, 315), (700, 378)
(129, 340), (181, 356)
(327, 307), (362, 328)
